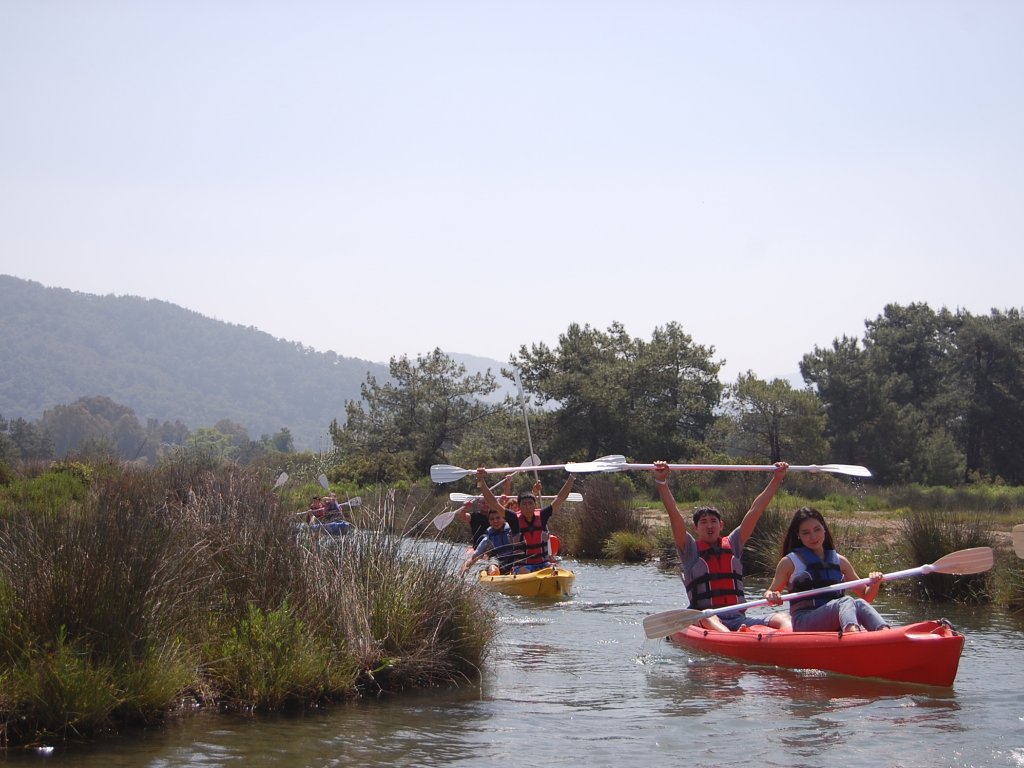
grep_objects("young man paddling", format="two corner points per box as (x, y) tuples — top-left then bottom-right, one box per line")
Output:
(476, 467), (576, 574)
(654, 460), (791, 632)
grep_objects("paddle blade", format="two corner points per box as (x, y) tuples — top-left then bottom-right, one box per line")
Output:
(642, 608), (705, 639)
(1014, 524), (1024, 559)
(929, 547), (994, 575)
(430, 464), (473, 483)
(816, 463), (873, 478)
(273, 472), (288, 489)
(432, 509), (459, 531)
(549, 534), (561, 557)
(347, 497), (362, 508)
(318, 474), (329, 490)
(564, 455), (627, 473)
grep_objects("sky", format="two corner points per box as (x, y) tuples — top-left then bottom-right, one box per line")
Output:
(3, 1), (1023, 385)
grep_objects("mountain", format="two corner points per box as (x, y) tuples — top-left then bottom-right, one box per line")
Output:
(0, 275), (505, 450)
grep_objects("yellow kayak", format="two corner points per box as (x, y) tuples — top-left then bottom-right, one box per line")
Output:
(477, 564), (575, 598)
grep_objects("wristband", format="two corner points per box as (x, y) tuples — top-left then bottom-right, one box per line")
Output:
(655, 479), (668, 486)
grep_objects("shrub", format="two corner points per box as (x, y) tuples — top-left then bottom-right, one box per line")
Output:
(602, 530), (654, 562)
(897, 508), (994, 601)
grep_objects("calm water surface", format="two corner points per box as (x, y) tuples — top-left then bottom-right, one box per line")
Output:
(12, 559), (1024, 768)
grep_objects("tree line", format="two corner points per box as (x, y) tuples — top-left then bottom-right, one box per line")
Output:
(7, 303), (1024, 488)
(330, 306), (1024, 487)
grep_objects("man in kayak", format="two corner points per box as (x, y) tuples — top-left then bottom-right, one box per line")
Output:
(476, 468), (576, 574)
(653, 460), (791, 632)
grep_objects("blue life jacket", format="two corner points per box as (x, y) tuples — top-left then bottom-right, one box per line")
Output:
(787, 547), (845, 613)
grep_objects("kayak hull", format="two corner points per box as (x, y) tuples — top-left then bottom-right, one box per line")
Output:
(477, 565), (575, 598)
(670, 619), (964, 687)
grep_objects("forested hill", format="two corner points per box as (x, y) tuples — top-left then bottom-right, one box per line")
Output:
(0, 275), (390, 450)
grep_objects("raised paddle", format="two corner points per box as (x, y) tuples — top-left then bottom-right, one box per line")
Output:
(642, 546), (994, 639)
(318, 474), (330, 490)
(1013, 524), (1024, 558)
(430, 454), (625, 484)
(449, 491), (584, 504)
(431, 458), (537, 530)
(565, 459), (872, 478)
(273, 472), (288, 489)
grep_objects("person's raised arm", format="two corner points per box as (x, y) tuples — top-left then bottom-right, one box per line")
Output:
(654, 460), (689, 550)
(548, 473), (576, 513)
(476, 469), (505, 513)
(737, 462), (789, 544)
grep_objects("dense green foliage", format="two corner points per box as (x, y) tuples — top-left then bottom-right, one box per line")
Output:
(802, 303), (1024, 484)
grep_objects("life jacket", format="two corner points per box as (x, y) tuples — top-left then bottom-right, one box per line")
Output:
(516, 510), (549, 566)
(787, 546), (845, 613)
(484, 524), (517, 573)
(685, 536), (744, 609)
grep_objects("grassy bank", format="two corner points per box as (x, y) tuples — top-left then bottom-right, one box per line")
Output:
(0, 458), (493, 748)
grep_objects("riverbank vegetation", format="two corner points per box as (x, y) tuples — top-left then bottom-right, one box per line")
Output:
(0, 459), (492, 748)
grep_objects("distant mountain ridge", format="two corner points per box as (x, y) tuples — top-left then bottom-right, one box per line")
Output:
(0, 275), (508, 450)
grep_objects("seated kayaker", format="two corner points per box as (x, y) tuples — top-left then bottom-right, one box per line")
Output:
(654, 460), (792, 632)
(475, 468), (576, 574)
(461, 509), (519, 575)
(459, 497), (520, 546)
(764, 507), (891, 633)
(305, 496), (326, 523)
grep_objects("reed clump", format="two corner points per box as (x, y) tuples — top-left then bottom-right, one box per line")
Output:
(0, 458), (493, 748)
(558, 476), (649, 558)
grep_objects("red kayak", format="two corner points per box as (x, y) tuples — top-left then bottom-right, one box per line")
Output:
(670, 619), (964, 687)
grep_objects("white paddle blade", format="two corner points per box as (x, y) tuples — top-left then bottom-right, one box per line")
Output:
(273, 472), (288, 488)
(642, 608), (704, 639)
(564, 455), (627, 473)
(1014, 524), (1024, 559)
(318, 474), (329, 490)
(432, 509), (459, 531)
(430, 464), (474, 483)
(814, 463), (873, 478)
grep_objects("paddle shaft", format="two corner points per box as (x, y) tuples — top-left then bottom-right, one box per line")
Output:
(609, 462), (871, 478)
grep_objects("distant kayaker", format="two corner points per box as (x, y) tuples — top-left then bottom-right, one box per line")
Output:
(476, 468), (576, 574)
(763, 507), (890, 633)
(654, 460), (791, 632)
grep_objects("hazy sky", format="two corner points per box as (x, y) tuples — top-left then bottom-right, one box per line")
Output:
(3, 1), (1022, 384)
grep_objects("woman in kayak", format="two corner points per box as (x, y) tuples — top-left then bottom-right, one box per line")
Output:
(764, 507), (890, 633)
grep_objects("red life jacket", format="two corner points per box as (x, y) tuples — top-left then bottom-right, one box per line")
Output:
(516, 510), (548, 565)
(685, 537), (744, 609)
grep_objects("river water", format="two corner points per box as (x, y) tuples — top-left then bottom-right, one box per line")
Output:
(14, 558), (1024, 767)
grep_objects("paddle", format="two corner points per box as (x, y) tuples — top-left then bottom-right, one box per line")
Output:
(1013, 524), (1024, 558)
(641, 546), (994, 639)
(430, 454), (625, 483)
(273, 472), (288, 489)
(449, 492), (584, 504)
(318, 474), (329, 490)
(565, 460), (872, 478)
(513, 367), (540, 482)
(431, 458), (537, 531)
